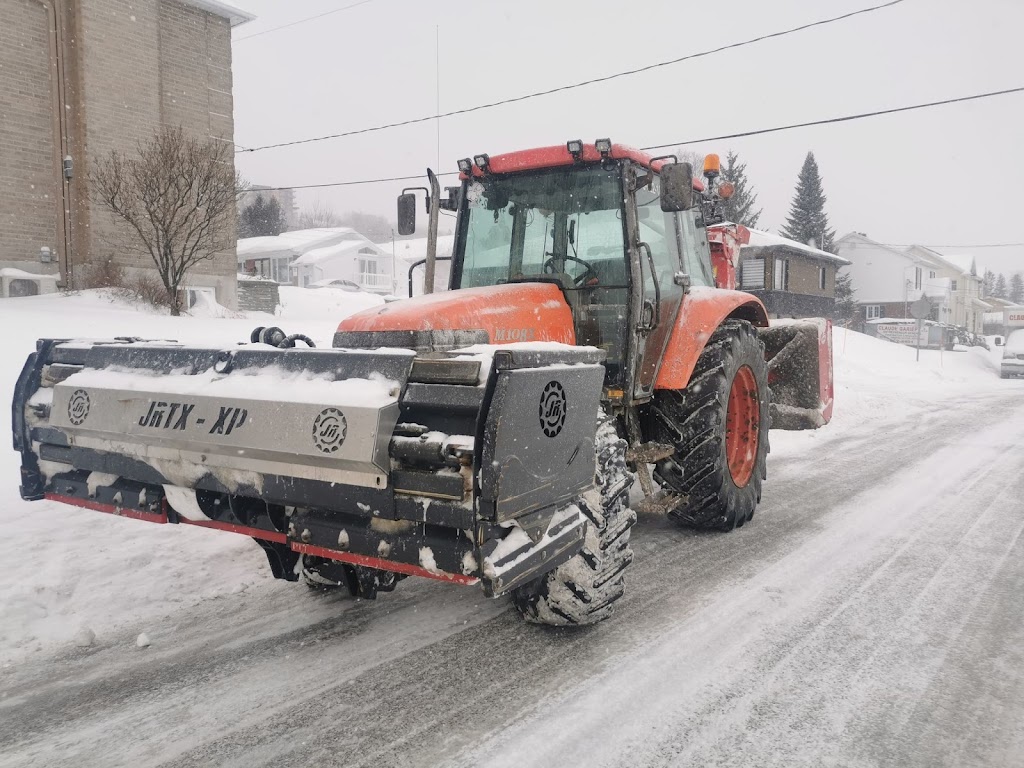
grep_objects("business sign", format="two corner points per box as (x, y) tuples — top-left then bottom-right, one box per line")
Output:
(1006, 309), (1024, 328)
(875, 322), (928, 346)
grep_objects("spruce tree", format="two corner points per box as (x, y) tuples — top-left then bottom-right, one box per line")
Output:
(983, 269), (995, 297)
(833, 269), (857, 323)
(239, 195), (284, 238)
(994, 272), (1008, 299)
(780, 152), (835, 253)
(720, 151), (762, 228)
(1011, 272), (1024, 304)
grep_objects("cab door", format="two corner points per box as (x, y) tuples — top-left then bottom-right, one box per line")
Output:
(626, 168), (715, 401)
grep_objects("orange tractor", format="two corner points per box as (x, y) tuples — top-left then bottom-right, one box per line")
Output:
(13, 140), (832, 626)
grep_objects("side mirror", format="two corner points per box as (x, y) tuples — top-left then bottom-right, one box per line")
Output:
(397, 193), (417, 235)
(660, 162), (694, 212)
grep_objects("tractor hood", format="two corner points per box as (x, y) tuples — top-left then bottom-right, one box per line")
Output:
(334, 283), (576, 351)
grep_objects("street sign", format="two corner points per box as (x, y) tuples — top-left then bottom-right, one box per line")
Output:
(910, 297), (932, 320)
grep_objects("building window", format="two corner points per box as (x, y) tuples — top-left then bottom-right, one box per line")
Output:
(866, 305), (882, 320)
(819, 266), (827, 290)
(914, 267), (922, 290)
(773, 258), (788, 291)
(951, 279), (958, 291)
(929, 270), (936, 279)
(740, 259), (765, 289)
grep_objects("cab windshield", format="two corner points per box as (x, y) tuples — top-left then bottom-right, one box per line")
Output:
(456, 166), (627, 290)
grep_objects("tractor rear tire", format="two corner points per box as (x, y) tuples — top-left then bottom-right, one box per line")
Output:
(511, 415), (636, 626)
(650, 319), (770, 531)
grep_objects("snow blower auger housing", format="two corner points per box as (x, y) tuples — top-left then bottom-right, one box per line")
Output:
(14, 337), (609, 601)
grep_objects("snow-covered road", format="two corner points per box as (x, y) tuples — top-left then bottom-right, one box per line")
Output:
(2, 387), (1022, 767)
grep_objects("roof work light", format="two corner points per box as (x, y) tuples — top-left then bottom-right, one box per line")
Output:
(566, 139), (584, 160)
(595, 138), (612, 157)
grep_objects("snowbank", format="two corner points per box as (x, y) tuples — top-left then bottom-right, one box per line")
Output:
(769, 327), (1015, 459)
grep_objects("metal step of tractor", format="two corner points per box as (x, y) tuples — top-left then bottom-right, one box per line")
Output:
(634, 490), (688, 516)
(625, 441), (675, 464)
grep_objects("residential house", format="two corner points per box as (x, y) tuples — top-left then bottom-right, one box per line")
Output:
(901, 247), (988, 333)
(237, 227), (393, 293)
(1, 0), (253, 306)
(735, 229), (851, 318)
(836, 233), (989, 333)
(291, 237), (392, 294)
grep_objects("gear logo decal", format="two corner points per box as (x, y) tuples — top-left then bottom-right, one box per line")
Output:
(67, 389), (90, 426)
(539, 381), (568, 438)
(312, 407), (347, 453)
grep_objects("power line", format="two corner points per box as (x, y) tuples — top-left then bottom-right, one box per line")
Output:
(888, 243), (1024, 249)
(256, 172), (458, 193)
(234, 0), (381, 43)
(236, 0), (907, 154)
(640, 86), (1024, 150)
(249, 85), (1024, 193)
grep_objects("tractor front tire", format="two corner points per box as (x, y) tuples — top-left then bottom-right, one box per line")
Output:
(511, 415), (636, 626)
(650, 319), (770, 531)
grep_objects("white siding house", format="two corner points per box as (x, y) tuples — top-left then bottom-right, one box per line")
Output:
(237, 228), (393, 293)
(291, 237), (392, 294)
(836, 232), (990, 331)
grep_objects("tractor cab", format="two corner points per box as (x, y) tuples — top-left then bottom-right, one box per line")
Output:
(397, 141), (722, 400)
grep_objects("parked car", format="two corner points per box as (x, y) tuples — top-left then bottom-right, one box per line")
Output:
(309, 278), (362, 292)
(1000, 329), (1024, 378)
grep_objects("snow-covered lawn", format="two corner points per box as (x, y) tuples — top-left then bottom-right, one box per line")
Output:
(0, 295), (1016, 664)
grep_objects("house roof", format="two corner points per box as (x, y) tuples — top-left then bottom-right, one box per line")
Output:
(236, 228), (362, 261)
(935, 253), (976, 276)
(182, 0), (255, 26)
(742, 228), (851, 265)
(292, 238), (385, 267)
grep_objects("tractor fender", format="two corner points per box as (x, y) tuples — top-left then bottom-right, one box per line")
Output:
(654, 287), (769, 390)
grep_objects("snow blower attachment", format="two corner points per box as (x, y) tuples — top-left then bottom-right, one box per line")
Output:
(759, 319), (834, 430)
(14, 336), (610, 602)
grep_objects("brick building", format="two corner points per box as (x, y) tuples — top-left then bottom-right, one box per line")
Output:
(0, 0), (253, 306)
(735, 229), (851, 319)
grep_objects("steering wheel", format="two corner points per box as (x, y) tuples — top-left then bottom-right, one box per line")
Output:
(543, 255), (598, 287)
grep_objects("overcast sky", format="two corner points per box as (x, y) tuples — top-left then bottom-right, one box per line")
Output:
(228, 0), (1023, 275)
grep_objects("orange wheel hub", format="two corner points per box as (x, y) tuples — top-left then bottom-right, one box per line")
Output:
(725, 365), (760, 488)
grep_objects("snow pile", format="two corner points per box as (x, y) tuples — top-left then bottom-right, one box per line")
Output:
(770, 327), (1016, 458)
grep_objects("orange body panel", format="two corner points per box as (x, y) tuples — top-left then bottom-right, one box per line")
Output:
(337, 283), (576, 345)
(655, 287), (769, 390)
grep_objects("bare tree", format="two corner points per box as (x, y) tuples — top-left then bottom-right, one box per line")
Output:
(674, 150), (706, 181)
(92, 127), (239, 315)
(297, 199), (341, 229)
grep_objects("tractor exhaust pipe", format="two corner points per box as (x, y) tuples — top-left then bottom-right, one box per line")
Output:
(424, 168), (441, 295)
